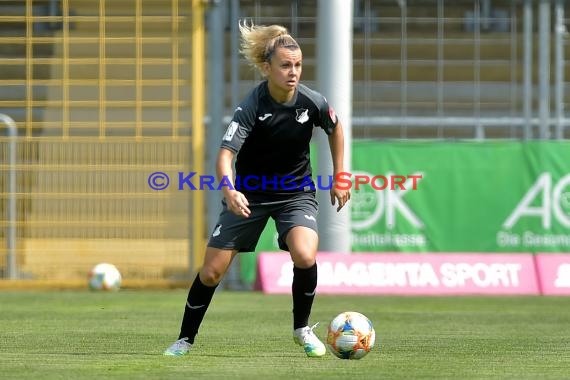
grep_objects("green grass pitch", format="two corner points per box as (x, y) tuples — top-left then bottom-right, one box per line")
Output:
(0, 290), (569, 379)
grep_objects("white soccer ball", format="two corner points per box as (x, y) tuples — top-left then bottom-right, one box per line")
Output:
(88, 263), (122, 291)
(326, 311), (376, 359)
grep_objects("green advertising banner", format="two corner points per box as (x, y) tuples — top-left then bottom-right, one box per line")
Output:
(351, 141), (570, 252)
(240, 141), (570, 285)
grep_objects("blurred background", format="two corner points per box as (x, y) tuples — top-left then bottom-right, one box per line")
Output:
(1, 0), (569, 288)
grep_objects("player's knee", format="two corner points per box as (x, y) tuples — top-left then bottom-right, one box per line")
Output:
(199, 267), (225, 286)
(290, 250), (316, 269)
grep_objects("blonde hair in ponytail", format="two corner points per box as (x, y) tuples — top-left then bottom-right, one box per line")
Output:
(239, 21), (300, 76)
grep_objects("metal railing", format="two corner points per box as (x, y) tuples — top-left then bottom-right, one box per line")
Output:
(0, 0), (194, 281)
(229, 0), (570, 139)
(0, 113), (17, 279)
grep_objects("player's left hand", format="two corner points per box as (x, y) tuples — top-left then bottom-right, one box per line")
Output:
(330, 185), (351, 212)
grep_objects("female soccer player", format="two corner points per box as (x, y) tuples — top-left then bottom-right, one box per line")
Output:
(164, 22), (350, 358)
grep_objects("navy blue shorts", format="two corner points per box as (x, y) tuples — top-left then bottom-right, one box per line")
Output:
(207, 192), (318, 252)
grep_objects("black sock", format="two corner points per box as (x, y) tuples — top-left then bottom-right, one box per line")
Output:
(292, 263), (318, 330)
(178, 273), (218, 344)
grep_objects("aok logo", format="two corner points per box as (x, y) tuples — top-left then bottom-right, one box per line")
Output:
(503, 173), (570, 229)
(351, 171), (424, 230)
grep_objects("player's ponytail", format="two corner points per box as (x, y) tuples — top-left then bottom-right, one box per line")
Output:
(239, 21), (300, 76)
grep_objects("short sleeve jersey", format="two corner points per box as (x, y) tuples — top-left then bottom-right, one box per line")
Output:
(221, 81), (338, 197)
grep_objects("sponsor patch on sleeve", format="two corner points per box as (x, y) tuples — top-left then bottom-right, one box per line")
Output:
(328, 106), (337, 124)
(223, 121), (239, 141)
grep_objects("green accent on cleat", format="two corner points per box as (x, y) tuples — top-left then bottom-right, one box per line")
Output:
(293, 323), (326, 358)
(163, 338), (192, 357)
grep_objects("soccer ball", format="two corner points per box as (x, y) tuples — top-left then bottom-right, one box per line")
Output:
(326, 311), (376, 359)
(88, 263), (122, 291)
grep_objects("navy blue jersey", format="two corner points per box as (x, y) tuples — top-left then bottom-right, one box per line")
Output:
(221, 81), (338, 197)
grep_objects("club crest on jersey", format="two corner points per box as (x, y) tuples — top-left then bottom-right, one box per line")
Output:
(295, 108), (309, 124)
